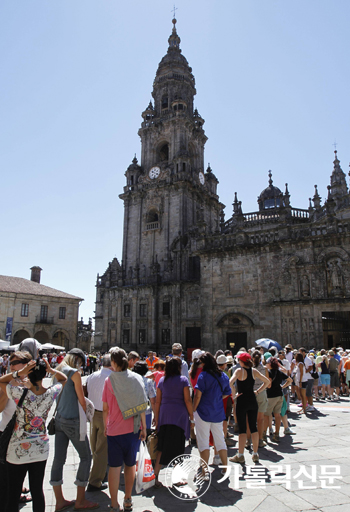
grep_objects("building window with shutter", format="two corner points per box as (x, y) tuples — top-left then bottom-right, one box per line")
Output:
(21, 304), (29, 317)
(139, 329), (146, 344)
(162, 328), (171, 345)
(124, 304), (131, 317)
(40, 305), (48, 322)
(139, 304), (147, 317)
(162, 302), (170, 316)
(123, 329), (130, 345)
(59, 307), (66, 320)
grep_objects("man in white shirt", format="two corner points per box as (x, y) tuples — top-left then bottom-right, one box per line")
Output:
(284, 344), (294, 365)
(84, 354), (112, 492)
(172, 343), (189, 380)
(300, 347), (315, 411)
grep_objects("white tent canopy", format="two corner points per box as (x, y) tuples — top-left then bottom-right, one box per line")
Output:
(40, 343), (66, 351)
(0, 340), (17, 351)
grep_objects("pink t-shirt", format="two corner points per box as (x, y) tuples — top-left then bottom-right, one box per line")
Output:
(102, 378), (134, 436)
(153, 370), (165, 388)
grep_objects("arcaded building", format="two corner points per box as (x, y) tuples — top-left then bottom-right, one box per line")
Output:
(0, 266), (82, 350)
(94, 20), (350, 356)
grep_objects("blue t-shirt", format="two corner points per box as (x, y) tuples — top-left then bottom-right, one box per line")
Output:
(195, 371), (231, 422)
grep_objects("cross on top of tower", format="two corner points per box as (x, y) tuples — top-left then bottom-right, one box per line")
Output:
(172, 5), (178, 21)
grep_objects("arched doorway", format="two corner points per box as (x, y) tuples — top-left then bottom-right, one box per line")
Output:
(53, 330), (69, 350)
(34, 331), (50, 344)
(13, 329), (31, 344)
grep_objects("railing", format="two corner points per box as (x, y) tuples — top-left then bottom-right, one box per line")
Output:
(146, 222), (160, 230)
(243, 211), (280, 223)
(290, 208), (309, 219)
(223, 207), (310, 232)
(35, 315), (54, 324)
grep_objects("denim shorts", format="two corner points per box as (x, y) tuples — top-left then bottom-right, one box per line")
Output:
(320, 374), (330, 386)
(305, 379), (313, 397)
(107, 432), (140, 468)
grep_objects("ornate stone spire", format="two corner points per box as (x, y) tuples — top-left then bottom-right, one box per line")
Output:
(312, 184), (321, 209)
(284, 183), (290, 207)
(268, 170), (273, 186)
(168, 18), (180, 50)
(329, 150), (348, 207)
(233, 192), (242, 215)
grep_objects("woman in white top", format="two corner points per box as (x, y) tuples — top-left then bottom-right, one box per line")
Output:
(294, 353), (307, 414)
(0, 357), (67, 512)
(0, 351), (32, 508)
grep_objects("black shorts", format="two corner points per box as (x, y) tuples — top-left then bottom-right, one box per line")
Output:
(107, 432), (140, 467)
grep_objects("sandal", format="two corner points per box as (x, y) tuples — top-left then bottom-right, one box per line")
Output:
(123, 498), (133, 512)
(19, 495), (32, 504)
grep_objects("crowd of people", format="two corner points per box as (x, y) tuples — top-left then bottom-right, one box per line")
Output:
(0, 338), (349, 511)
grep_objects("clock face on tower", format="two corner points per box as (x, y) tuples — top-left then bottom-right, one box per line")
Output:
(149, 166), (160, 179)
(199, 171), (205, 185)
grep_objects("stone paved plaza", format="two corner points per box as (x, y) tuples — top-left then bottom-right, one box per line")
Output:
(15, 393), (350, 512)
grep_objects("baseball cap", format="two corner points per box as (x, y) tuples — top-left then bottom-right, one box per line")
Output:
(264, 352), (272, 361)
(68, 348), (85, 360)
(236, 352), (252, 363)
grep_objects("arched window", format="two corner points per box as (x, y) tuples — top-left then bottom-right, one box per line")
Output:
(161, 96), (168, 110)
(159, 143), (169, 162)
(147, 210), (159, 223)
(146, 209), (160, 230)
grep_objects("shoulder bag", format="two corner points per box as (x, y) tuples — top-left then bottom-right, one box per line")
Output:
(0, 387), (28, 463)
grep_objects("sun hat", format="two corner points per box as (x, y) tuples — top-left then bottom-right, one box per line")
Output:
(192, 349), (205, 361)
(226, 355), (234, 364)
(216, 354), (228, 365)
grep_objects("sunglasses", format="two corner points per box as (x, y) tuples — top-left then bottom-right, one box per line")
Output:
(10, 359), (27, 366)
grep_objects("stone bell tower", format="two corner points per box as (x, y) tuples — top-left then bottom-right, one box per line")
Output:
(119, 18), (222, 278)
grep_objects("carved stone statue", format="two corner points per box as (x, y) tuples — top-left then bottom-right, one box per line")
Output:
(327, 259), (344, 296)
(301, 274), (310, 297)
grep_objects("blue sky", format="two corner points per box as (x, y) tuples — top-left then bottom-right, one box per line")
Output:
(1, 0), (350, 325)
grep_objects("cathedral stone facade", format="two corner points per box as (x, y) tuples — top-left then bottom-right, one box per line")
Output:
(94, 20), (350, 356)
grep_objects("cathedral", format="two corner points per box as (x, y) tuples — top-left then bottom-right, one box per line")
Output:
(94, 19), (350, 356)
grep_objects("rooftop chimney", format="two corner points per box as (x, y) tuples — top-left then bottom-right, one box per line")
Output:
(30, 266), (42, 284)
